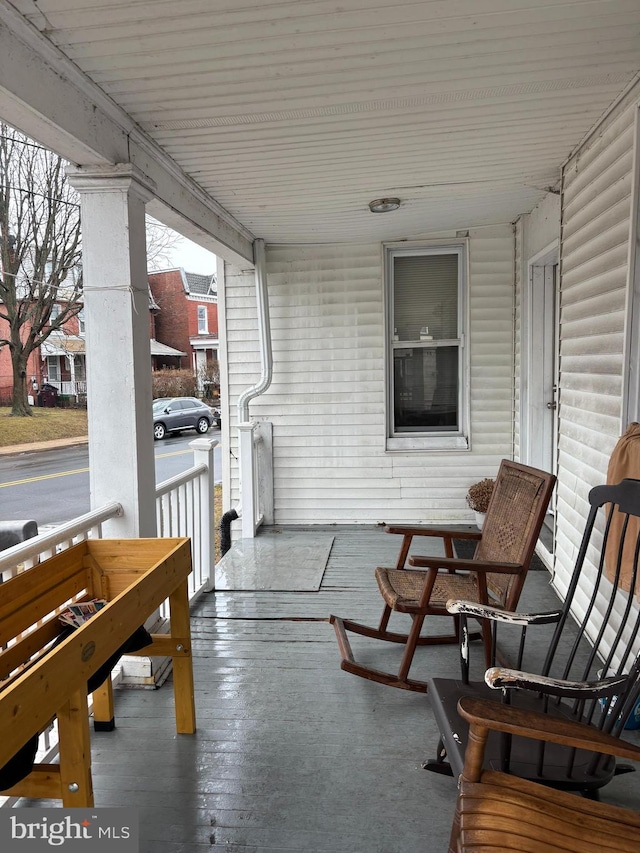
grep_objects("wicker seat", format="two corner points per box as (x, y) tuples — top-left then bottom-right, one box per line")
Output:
(375, 569), (480, 611)
(449, 697), (640, 853)
(330, 460), (555, 692)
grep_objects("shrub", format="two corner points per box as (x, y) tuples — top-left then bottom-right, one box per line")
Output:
(152, 368), (198, 399)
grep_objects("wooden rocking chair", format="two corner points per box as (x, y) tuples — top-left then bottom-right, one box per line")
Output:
(449, 697), (640, 853)
(330, 460), (555, 692)
(427, 477), (640, 795)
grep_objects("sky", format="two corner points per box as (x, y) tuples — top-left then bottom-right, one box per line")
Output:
(167, 235), (218, 275)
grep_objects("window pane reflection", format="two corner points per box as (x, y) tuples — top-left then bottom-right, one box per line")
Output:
(394, 346), (458, 432)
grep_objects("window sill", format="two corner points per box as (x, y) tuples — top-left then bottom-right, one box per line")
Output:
(386, 434), (469, 452)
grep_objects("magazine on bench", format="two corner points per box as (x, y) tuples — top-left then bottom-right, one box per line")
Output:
(58, 598), (107, 628)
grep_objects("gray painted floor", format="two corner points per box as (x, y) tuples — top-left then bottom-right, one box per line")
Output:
(16, 526), (640, 851)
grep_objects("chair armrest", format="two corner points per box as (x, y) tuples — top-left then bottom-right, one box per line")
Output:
(385, 525), (482, 541)
(457, 695), (640, 766)
(386, 525), (481, 569)
(446, 598), (563, 625)
(484, 666), (629, 700)
(409, 555), (522, 574)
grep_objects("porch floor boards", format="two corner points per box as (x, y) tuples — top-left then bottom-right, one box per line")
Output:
(17, 526), (640, 852)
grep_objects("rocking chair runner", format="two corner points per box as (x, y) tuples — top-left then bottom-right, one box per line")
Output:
(330, 460), (555, 692)
(449, 697), (640, 853)
(427, 477), (640, 794)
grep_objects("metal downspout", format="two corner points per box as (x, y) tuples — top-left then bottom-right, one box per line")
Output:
(237, 238), (273, 423)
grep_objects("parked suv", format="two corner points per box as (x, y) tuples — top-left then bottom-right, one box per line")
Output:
(153, 396), (215, 440)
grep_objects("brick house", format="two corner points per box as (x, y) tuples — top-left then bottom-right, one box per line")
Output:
(0, 268), (216, 405)
(0, 306), (86, 404)
(148, 268), (219, 384)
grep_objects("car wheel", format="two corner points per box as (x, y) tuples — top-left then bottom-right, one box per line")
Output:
(196, 417), (210, 434)
(154, 422), (166, 440)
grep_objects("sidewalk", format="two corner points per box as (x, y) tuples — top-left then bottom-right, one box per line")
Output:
(0, 435), (89, 456)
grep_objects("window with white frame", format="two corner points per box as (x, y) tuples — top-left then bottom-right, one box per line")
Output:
(385, 243), (468, 449)
(197, 305), (208, 334)
(46, 356), (61, 382)
(77, 308), (85, 335)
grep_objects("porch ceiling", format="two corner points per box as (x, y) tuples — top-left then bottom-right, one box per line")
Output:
(7, 0), (640, 244)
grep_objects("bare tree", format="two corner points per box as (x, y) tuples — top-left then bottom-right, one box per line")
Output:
(146, 216), (181, 271)
(0, 124), (82, 416)
(197, 360), (220, 401)
(0, 126), (182, 416)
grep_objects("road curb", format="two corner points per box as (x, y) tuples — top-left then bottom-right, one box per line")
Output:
(0, 436), (89, 456)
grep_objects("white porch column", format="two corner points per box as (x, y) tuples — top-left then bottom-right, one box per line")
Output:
(67, 352), (76, 398)
(189, 437), (218, 590)
(67, 165), (156, 538)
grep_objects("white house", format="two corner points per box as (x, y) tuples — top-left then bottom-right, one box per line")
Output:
(220, 82), (640, 609)
(1, 1), (640, 632)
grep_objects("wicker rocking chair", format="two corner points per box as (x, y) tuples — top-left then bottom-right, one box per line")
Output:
(449, 697), (640, 853)
(427, 477), (640, 795)
(330, 460), (555, 692)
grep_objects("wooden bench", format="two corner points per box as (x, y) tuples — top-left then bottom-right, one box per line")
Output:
(0, 537), (196, 807)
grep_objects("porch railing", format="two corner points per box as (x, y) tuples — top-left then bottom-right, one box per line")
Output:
(0, 436), (217, 807)
(0, 436), (217, 630)
(47, 379), (87, 397)
(0, 436), (218, 593)
(238, 420), (273, 538)
(155, 436), (217, 601)
(0, 501), (123, 581)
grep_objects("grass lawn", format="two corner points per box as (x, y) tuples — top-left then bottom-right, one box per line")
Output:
(0, 407), (88, 448)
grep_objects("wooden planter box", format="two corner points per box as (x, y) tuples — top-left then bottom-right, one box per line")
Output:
(0, 537), (195, 807)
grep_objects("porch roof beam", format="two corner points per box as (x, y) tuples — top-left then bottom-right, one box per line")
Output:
(0, 3), (255, 265)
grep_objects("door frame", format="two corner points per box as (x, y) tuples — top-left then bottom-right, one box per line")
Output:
(520, 241), (560, 490)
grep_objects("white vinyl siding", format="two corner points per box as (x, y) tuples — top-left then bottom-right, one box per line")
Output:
(467, 228), (515, 456)
(224, 226), (514, 525)
(554, 99), (637, 611)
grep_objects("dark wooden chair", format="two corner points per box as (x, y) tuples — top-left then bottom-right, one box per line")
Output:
(330, 460), (555, 692)
(449, 696), (640, 853)
(427, 478), (640, 795)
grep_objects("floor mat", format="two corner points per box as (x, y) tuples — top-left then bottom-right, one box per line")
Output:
(215, 531), (335, 590)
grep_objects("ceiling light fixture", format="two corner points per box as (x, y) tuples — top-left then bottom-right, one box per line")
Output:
(368, 197), (401, 213)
